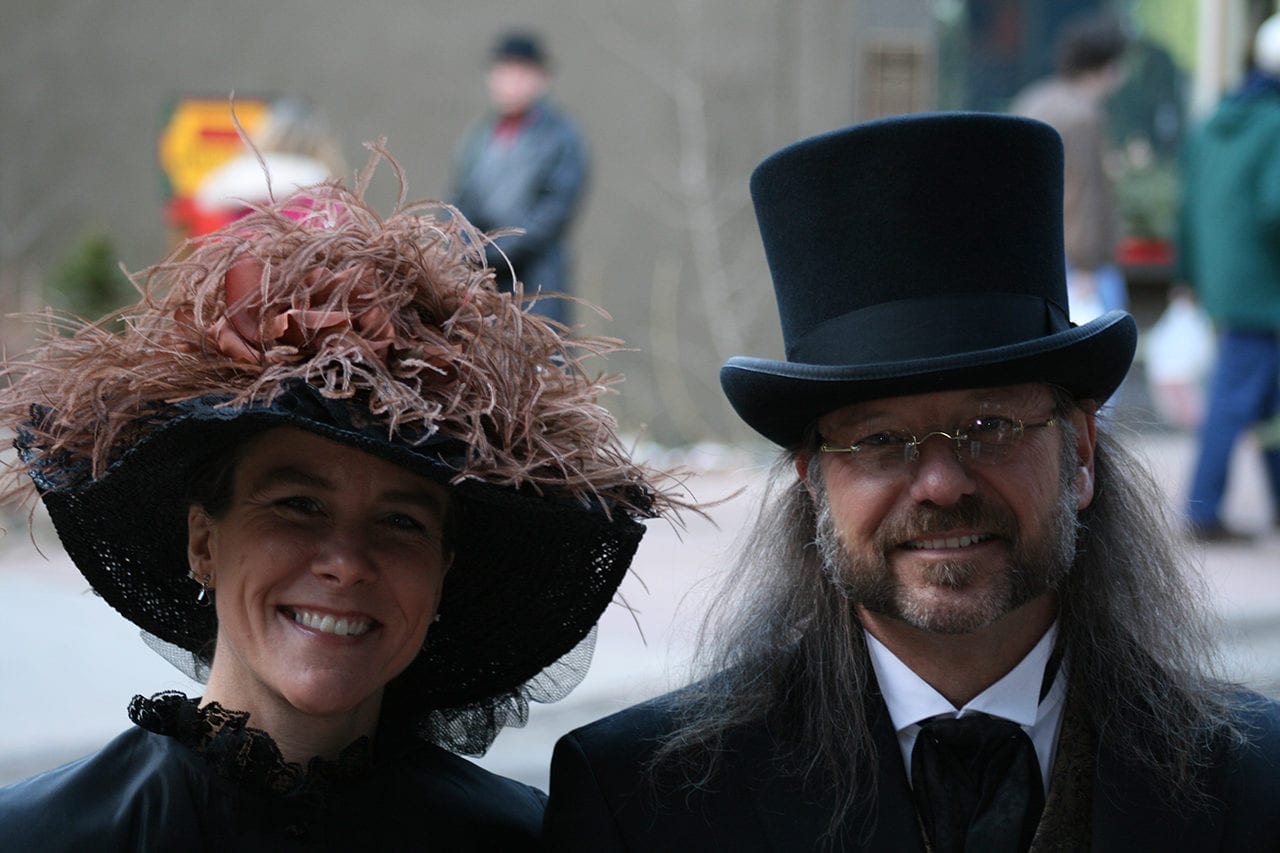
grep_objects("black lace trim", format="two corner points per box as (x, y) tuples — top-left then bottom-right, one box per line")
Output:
(128, 692), (374, 796)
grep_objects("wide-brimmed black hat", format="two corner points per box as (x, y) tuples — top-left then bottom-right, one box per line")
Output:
(721, 112), (1137, 446)
(3, 146), (674, 753)
(21, 384), (644, 724)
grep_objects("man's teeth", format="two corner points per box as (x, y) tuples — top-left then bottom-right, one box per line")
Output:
(905, 534), (992, 550)
(291, 609), (372, 636)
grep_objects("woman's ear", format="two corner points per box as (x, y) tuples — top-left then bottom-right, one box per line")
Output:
(187, 505), (216, 586)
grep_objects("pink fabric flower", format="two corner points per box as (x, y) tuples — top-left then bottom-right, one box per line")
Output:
(202, 258), (395, 365)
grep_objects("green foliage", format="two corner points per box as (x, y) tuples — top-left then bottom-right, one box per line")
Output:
(1127, 0), (1199, 74)
(46, 234), (134, 324)
(1116, 157), (1178, 240)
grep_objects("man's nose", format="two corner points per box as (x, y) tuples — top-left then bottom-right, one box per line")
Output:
(907, 435), (977, 506)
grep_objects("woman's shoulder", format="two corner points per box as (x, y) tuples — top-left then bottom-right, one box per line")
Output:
(397, 741), (547, 808)
(381, 742), (546, 843)
(0, 725), (208, 850)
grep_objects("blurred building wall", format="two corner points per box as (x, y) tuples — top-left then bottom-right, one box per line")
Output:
(4, 0), (938, 446)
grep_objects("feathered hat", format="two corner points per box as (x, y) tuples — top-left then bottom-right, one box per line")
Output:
(1, 143), (677, 753)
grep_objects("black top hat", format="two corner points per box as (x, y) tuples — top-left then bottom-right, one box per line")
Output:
(720, 112), (1137, 446)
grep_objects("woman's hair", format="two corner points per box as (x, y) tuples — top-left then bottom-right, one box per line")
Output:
(654, 390), (1247, 836)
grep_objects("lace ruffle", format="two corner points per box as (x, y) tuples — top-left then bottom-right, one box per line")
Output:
(128, 692), (374, 796)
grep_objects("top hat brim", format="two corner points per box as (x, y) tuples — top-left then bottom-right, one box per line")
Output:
(721, 310), (1137, 447)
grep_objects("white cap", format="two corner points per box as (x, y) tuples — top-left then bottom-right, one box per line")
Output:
(1255, 14), (1280, 75)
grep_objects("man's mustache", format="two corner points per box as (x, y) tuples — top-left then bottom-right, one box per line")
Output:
(873, 497), (1019, 551)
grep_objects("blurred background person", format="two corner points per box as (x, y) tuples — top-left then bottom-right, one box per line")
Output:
(450, 30), (589, 327)
(1012, 12), (1129, 324)
(192, 97), (347, 236)
(1177, 13), (1280, 544)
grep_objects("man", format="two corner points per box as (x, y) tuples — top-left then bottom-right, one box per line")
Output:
(543, 114), (1280, 851)
(451, 30), (589, 326)
(1178, 13), (1280, 542)
(1012, 13), (1128, 323)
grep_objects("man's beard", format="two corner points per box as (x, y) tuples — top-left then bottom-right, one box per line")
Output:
(812, 455), (1080, 634)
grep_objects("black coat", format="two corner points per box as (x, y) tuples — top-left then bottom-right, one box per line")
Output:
(544, 687), (1280, 851)
(0, 720), (545, 851)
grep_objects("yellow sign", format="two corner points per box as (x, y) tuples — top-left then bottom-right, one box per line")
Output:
(158, 97), (271, 198)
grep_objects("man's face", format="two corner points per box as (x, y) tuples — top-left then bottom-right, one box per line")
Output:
(486, 59), (549, 117)
(807, 383), (1096, 635)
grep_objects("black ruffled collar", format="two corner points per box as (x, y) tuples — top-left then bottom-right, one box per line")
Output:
(129, 691), (375, 796)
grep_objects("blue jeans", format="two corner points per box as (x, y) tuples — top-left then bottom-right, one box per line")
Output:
(1186, 329), (1280, 526)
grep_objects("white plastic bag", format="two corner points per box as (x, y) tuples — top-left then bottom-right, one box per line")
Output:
(1144, 293), (1216, 428)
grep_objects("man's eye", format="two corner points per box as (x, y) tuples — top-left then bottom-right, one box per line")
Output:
(967, 416), (1016, 435)
(857, 432), (909, 448)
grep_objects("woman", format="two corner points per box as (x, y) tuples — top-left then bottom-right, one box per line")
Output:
(0, 144), (675, 849)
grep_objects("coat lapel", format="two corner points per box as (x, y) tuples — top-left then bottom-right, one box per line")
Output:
(742, 694), (927, 852)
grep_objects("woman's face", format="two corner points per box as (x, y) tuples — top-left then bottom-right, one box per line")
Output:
(188, 427), (450, 727)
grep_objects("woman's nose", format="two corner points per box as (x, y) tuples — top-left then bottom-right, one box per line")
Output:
(311, 531), (377, 586)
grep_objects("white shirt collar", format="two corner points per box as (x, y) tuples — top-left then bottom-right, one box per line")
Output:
(866, 621), (1066, 792)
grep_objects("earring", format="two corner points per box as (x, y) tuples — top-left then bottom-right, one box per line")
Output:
(432, 613), (442, 623)
(189, 570), (213, 607)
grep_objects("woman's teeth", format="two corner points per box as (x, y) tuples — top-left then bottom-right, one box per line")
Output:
(289, 609), (372, 636)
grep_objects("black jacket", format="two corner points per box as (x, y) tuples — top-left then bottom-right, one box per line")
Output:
(544, 687), (1280, 851)
(0, 697), (544, 852)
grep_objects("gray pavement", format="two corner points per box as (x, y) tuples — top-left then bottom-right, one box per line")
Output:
(1, 430), (1277, 792)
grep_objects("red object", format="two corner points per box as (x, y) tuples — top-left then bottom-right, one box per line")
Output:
(1117, 237), (1174, 266)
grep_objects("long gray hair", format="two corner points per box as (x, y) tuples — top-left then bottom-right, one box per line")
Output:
(654, 395), (1247, 830)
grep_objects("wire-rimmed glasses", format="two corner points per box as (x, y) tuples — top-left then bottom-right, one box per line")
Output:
(819, 412), (1057, 474)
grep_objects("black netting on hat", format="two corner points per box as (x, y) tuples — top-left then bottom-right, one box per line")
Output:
(415, 627), (597, 755)
(28, 391), (647, 751)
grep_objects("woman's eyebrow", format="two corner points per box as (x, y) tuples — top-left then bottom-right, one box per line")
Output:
(249, 466), (333, 492)
(382, 488), (448, 515)
(249, 465), (447, 513)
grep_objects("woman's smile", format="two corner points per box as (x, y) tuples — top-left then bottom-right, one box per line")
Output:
(282, 606), (376, 638)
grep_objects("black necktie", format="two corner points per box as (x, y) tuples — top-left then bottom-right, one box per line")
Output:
(910, 713), (1044, 853)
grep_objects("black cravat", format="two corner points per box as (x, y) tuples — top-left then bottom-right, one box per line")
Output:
(910, 713), (1044, 853)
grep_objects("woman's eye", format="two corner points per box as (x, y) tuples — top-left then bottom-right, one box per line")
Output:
(275, 495), (323, 515)
(384, 513), (430, 534)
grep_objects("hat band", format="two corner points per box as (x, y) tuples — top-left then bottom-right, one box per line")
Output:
(787, 292), (1072, 365)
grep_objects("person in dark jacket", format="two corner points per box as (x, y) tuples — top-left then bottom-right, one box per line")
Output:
(543, 114), (1280, 851)
(1178, 13), (1280, 542)
(451, 30), (589, 327)
(0, 143), (676, 851)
